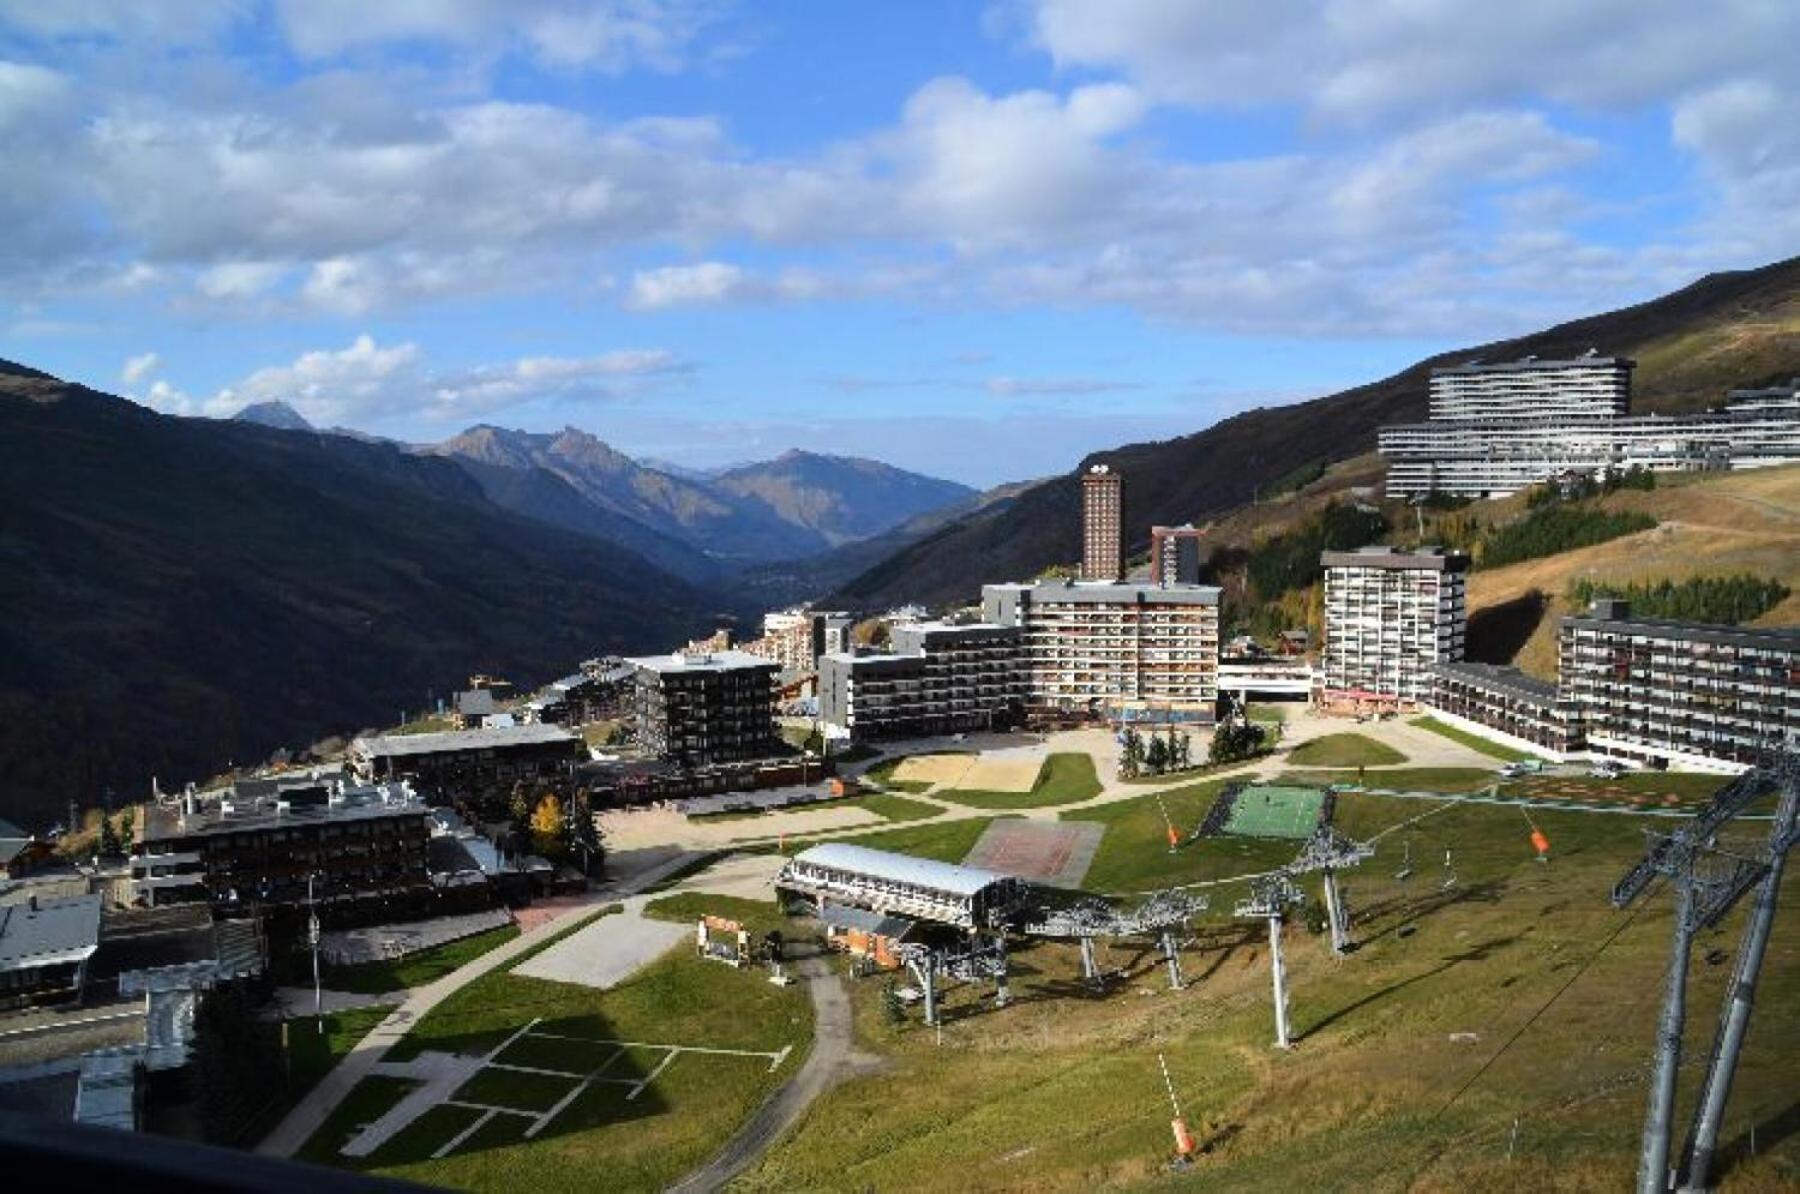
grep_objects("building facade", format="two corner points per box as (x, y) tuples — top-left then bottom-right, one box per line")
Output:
(350, 723), (584, 785)
(1320, 547), (1469, 707)
(1382, 365), (1800, 500)
(1081, 464), (1123, 582)
(130, 782), (431, 913)
(627, 650), (780, 768)
(818, 622), (1024, 742)
(1558, 600), (1799, 771)
(1424, 661), (1584, 756)
(1150, 524), (1205, 586)
(982, 580), (1221, 722)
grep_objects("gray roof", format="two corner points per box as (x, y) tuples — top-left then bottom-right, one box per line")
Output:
(455, 689), (498, 716)
(1563, 609), (1800, 653)
(1433, 354), (1634, 375)
(140, 786), (427, 843)
(1430, 660), (1559, 703)
(0, 894), (102, 975)
(987, 580), (1221, 606)
(625, 649), (781, 676)
(353, 723), (580, 759)
(789, 842), (1009, 898)
(1321, 545), (1470, 572)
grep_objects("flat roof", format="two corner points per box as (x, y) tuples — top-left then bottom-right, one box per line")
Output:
(354, 723), (581, 759)
(625, 649), (781, 675)
(1563, 611), (1800, 652)
(0, 894), (102, 975)
(986, 580), (1221, 606)
(1321, 546), (1470, 572)
(788, 842), (1010, 898)
(816, 902), (916, 938)
(140, 788), (428, 843)
(1433, 354), (1634, 375)
(1431, 660), (1560, 703)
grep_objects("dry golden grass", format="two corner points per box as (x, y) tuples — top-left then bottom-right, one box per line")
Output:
(891, 753), (979, 787)
(1467, 464), (1800, 677)
(955, 756), (1044, 793)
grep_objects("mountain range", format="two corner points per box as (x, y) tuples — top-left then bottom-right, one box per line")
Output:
(828, 253), (1800, 609)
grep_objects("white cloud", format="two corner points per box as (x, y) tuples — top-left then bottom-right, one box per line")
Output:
(627, 261), (748, 309)
(121, 351), (160, 384)
(1022, 0), (1800, 120)
(273, 0), (726, 73)
(205, 334), (690, 426)
(196, 261), (288, 301)
(0, 0), (244, 45)
(986, 376), (1142, 397)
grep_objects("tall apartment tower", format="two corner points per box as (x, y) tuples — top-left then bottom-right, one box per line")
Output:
(1150, 524), (1205, 586)
(1081, 465), (1123, 581)
(1319, 546), (1469, 707)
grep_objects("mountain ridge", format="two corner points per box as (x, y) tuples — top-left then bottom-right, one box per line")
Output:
(830, 254), (1800, 610)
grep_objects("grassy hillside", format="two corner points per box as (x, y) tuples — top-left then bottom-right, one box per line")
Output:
(1465, 465), (1800, 678)
(831, 255), (1800, 610)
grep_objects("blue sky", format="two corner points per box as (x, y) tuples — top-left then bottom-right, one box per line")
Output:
(2, 2), (1796, 486)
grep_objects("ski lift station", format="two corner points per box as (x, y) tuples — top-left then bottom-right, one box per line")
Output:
(776, 843), (1028, 930)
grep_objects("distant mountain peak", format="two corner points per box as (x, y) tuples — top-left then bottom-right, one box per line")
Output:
(233, 400), (313, 432)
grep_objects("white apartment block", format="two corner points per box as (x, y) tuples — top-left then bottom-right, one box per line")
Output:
(1383, 366), (1800, 499)
(1320, 546), (1469, 706)
(1428, 352), (1631, 422)
(982, 580), (1221, 722)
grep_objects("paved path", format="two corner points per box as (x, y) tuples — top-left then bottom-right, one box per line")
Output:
(512, 896), (689, 989)
(268, 986), (404, 1018)
(667, 952), (881, 1193)
(255, 849), (704, 1159)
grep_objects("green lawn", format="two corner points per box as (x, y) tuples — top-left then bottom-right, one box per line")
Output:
(1411, 716), (1544, 763)
(1277, 767), (1499, 793)
(1061, 779), (1296, 894)
(851, 793), (942, 822)
(322, 924), (521, 994)
(1287, 732), (1408, 768)
(934, 752), (1102, 809)
(1504, 771), (1728, 807)
(739, 791), (1800, 1191)
(303, 920), (813, 1191)
(796, 816), (999, 863)
(643, 892), (793, 938)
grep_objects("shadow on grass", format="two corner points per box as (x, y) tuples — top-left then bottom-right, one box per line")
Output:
(311, 1010), (673, 1171)
(1714, 1099), (1800, 1182)
(1466, 588), (1547, 664)
(1301, 933), (1522, 1041)
(1352, 879), (1507, 948)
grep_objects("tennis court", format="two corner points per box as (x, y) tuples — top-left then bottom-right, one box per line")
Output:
(1220, 784), (1326, 839)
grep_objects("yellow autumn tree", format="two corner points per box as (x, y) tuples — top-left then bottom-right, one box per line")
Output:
(529, 794), (565, 861)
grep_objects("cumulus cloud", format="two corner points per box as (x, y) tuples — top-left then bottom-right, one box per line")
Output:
(201, 334), (690, 426)
(0, 0), (244, 45)
(121, 351), (160, 384)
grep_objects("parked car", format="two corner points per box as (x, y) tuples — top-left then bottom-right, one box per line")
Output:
(1590, 761), (1626, 779)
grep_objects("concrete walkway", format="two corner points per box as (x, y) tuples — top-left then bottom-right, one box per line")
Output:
(667, 952), (881, 1193)
(256, 849), (705, 1159)
(511, 895), (689, 990)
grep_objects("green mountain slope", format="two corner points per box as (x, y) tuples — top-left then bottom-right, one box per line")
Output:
(832, 254), (1800, 610)
(0, 373), (719, 830)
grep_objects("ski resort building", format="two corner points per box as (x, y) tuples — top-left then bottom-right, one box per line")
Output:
(1319, 546), (1469, 709)
(817, 621), (1024, 742)
(1381, 363), (1800, 499)
(776, 843), (1027, 930)
(626, 649), (780, 768)
(982, 580), (1222, 723)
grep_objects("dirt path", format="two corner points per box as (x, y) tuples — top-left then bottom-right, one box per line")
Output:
(667, 952), (880, 1193)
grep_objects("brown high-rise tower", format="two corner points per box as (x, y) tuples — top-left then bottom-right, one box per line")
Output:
(1081, 464), (1122, 581)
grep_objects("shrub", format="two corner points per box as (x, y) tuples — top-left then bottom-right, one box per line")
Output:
(1477, 505), (1657, 570)
(1568, 574), (1790, 624)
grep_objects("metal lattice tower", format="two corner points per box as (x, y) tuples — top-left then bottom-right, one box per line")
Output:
(1235, 874), (1304, 1048)
(1285, 825), (1375, 955)
(1023, 890), (1210, 990)
(1610, 752), (1800, 1194)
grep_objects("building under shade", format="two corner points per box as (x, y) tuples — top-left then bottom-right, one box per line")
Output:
(776, 842), (1027, 930)
(349, 723), (584, 785)
(0, 894), (101, 1010)
(624, 649), (781, 768)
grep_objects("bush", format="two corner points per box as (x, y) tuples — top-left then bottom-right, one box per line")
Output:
(1478, 505), (1657, 570)
(1568, 574), (1790, 624)
(1209, 721), (1266, 766)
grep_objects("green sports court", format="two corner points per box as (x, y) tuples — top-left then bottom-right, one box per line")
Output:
(1213, 784), (1327, 839)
